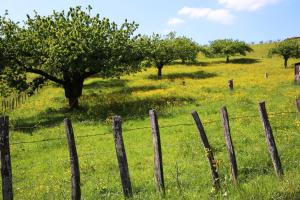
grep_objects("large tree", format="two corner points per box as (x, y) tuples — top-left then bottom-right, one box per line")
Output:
(269, 39), (300, 68)
(209, 39), (253, 63)
(0, 6), (145, 109)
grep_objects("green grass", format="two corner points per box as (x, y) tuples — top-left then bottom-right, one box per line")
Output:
(1, 44), (300, 199)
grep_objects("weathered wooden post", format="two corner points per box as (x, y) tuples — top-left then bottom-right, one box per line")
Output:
(191, 111), (220, 189)
(258, 101), (283, 177)
(0, 116), (13, 200)
(296, 99), (300, 117)
(64, 118), (81, 200)
(149, 110), (165, 194)
(295, 62), (300, 84)
(112, 116), (133, 198)
(228, 79), (233, 90)
(265, 73), (269, 79)
(220, 106), (238, 185)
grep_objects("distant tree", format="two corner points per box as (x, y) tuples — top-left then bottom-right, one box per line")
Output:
(209, 39), (253, 63)
(269, 40), (300, 68)
(0, 6), (145, 109)
(173, 36), (199, 64)
(144, 33), (177, 78)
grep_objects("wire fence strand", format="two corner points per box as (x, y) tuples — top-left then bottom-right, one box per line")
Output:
(8, 110), (299, 146)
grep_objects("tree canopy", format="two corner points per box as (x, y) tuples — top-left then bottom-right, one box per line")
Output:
(209, 39), (253, 62)
(0, 6), (145, 109)
(173, 36), (199, 64)
(142, 33), (200, 78)
(143, 33), (177, 78)
(269, 39), (300, 68)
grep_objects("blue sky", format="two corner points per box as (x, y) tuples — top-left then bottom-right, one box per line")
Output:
(1, 0), (299, 44)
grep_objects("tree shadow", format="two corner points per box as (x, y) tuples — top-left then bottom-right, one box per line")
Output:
(14, 95), (195, 134)
(171, 61), (210, 66)
(84, 79), (128, 89)
(10, 108), (67, 134)
(229, 58), (260, 64)
(147, 70), (217, 80)
(12, 79), (194, 134)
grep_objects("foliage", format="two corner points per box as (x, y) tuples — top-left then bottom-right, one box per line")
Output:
(173, 36), (199, 64)
(269, 39), (300, 68)
(0, 6), (145, 108)
(143, 33), (177, 78)
(209, 39), (253, 62)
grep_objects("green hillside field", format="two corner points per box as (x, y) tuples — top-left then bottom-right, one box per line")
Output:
(2, 43), (300, 199)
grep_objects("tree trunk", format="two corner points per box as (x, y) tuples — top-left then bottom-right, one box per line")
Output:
(284, 57), (288, 68)
(63, 79), (84, 110)
(157, 66), (163, 79)
(68, 98), (79, 109)
(226, 56), (230, 63)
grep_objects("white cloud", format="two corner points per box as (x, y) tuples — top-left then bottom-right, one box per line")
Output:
(178, 7), (234, 24)
(218, 0), (280, 11)
(167, 18), (184, 26)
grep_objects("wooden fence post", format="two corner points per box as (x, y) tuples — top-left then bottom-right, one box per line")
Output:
(296, 99), (300, 117)
(265, 73), (269, 78)
(228, 80), (233, 90)
(149, 110), (165, 194)
(0, 116), (13, 200)
(191, 111), (220, 189)
(220, 106), (238, 185)
(295, 63), (300, 84)
(64, 118), (81, 200)
(258, 101), (283, 177)
(112, 116), (133, 198)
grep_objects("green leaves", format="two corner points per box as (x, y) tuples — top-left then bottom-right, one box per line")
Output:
(269, 39), (300, 59)
(173, 36), (199, 63)
(209, 39), (253, 62)
(0, 6), (146, 107)
(269, 39), (300, 68)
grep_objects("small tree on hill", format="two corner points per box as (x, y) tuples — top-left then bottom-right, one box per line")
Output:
(173, 36), (199, 64)
(144, 33), (177, 78)
(0, 6), (145, 109)
(209, 39), (253, 62)
(269, 40), (300, 68)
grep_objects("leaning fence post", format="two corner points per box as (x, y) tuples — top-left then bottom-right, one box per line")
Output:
(295, 99), (300, 117)
(149, 110), (165, 194)
(220, 106), (238, 185)
(64, 118), (81, 200)
(0, 116), (13, 200)
(112, 116), (133, 198)
(258, 101), (283, 177)
(191, 111), (220, 189)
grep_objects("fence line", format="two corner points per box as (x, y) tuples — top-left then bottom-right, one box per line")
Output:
(8, 110), (298, 146)
(1, 99), (300, 199)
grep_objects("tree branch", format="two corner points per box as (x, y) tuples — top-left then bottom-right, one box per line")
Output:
(10, 57), (65, 85)
(83, 71), (98, 79)
(24, 67), (65, 85)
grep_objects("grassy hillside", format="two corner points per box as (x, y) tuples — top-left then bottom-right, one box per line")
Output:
(2, 44), (300, 199)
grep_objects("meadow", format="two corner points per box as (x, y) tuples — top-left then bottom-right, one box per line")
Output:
(2, 43), (300, 199)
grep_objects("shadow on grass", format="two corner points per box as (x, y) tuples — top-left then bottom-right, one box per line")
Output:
(229, 58), (260, 64)
(148, 70), (217, 80)
(84, 79), (128, 89)
(13, 82), (194, 134)
(171, 61), (210, 66)
(186, 58), (261, 66)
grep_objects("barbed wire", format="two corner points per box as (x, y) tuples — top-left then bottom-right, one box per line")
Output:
(7, 110), (299, 146)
